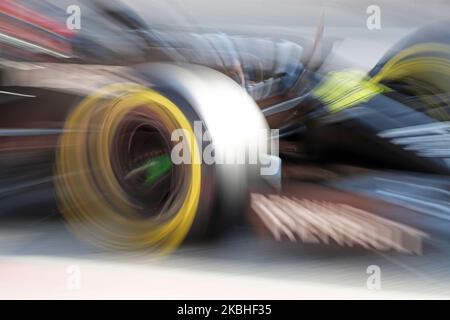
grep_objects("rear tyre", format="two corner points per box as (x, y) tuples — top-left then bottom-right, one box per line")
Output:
(369, 21), (450, 121)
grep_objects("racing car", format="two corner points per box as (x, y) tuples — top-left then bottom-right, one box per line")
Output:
(1, 0), (449, 253)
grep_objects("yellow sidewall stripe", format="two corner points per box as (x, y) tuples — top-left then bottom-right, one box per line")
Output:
(55, 83), (201, 254)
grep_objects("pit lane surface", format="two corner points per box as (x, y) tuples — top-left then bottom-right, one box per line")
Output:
(1, 169), (450, 299)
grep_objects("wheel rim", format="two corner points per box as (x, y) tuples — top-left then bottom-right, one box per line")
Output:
(55, 83), (202, 254)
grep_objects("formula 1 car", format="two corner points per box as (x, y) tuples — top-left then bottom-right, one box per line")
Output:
(1, 0), (449, 253)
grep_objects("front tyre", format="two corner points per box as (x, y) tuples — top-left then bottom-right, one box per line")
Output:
(56, 84), (204, 254)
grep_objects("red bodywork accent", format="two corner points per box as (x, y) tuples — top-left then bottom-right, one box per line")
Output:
(0, 0), (76, 56)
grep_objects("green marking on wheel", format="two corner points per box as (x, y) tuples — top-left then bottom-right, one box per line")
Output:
(144, 154), (172, 186)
